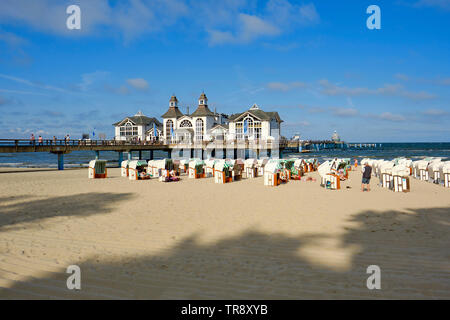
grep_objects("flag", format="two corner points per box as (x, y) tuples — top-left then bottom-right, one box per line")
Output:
(92, 128), (96, 137)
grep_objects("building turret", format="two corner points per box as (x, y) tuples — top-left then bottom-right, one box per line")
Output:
(162, 95), (184, 119)
(198, 92), (208, 106)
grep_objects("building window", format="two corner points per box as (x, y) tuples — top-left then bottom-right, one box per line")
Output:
(235, 115), (259, 140)
(195, 119), (204, 141)
(236, 122), (243, 140)
(120, 122), (138, 138)
(180, 120), (192, 128)
(166, 120), (174, 138)
(254, 121), (261, 139)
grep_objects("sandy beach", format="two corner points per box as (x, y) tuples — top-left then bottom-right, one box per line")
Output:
(0, 167), (449, 299)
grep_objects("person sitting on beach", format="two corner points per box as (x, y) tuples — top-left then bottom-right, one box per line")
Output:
(361, 163), (372, 192)
(338, 168), (347, 181)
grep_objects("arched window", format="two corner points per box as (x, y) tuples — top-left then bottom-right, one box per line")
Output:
(120, 121), (137, 137)
(166, 120), (173, 138)
(195, 119), (204, 141)
(245, 117), (254, 136)
(180, 120), (193, 128)
(236, 115), (258, 140)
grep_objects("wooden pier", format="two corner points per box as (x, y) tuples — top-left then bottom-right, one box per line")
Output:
(0, 138), (382, 170)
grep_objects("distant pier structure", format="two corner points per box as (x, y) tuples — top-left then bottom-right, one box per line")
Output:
(285, 131), (382, 153)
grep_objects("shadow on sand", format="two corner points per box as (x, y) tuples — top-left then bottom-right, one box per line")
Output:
(0, 206), (449, 299)
(0, 192), (134, 231)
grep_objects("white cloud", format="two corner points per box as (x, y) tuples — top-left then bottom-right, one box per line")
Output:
(0, 1), (320, 44)
(126, 78), (149, 91)
(0, 0), (112, 36)
(0, 73), (69, 93)
(413, 0), (450, 10)
(208, 14), (280, 45)
(78, 71), (110, 91)
(422, 108), (449, 116)
(331, 107), (359, 117)
(266, 81), (306, 91)
(377, 112), (406, 122)
(395, 73), (410, 81)
(0, 29), (27, 46)
(319, 79), (436, 101)
(298, 3), (320, 24)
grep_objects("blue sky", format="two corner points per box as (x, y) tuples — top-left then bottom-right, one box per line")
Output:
(0, 0), (449, 142)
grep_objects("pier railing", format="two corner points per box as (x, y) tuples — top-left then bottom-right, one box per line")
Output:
(0, 139), (166, 147)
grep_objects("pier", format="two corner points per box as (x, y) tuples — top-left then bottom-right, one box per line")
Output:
(0, 139), (382, 170)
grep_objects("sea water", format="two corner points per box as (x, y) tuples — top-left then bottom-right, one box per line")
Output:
(0, 143), (449, 168)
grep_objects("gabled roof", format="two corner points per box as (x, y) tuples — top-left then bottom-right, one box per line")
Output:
(174, 128), (194, 134)
(145, 124), (163, 133)
(113, 114), (163, 126)
(162, 106), (185, 119)
(228, 106), (283, 123)
(211, 123), (229, 130)
(190, 105), (215, 117)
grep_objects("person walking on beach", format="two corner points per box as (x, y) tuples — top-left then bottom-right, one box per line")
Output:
(361, 163), (372, 192)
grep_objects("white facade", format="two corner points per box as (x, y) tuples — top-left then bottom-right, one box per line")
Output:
(113, 111), (162, 141)
(114, 98), (283, 144)
(162, 93), (225, 144)
(226, 104), (282, 141)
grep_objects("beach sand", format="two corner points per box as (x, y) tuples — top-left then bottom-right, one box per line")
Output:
(0, 167), (449, 299)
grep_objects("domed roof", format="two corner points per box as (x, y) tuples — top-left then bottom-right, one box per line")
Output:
(199, 92), (207, 100)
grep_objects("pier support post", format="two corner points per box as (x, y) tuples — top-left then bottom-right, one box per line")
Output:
(139, 150), (142, 159)
(190, 148), (194, 159)
(118, 152), (123, 166)
(128, 151), (132, 160)
(95, 150), (100, 159)
(57, 153), (64, 171)
(168, 149), (172, 159)
(149, 150), (154, 160)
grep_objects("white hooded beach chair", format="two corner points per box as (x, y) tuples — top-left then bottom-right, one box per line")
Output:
(88, 159), (108, 179)
(428, 160), (443, 184)
(205, 159), (217, 177)
(380, 162), (394, 189)
(188, 159), (205, 179)
(244, 158), (258, 178)
(256, 158), (268, 176)
(440, 161), (450, 187)
(392, 165), (411, 192)
(214, 160), (233, 184)
(121, 160), (130, 177)
(417, 160), (430, 181)
(129, 160), (149, 180)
